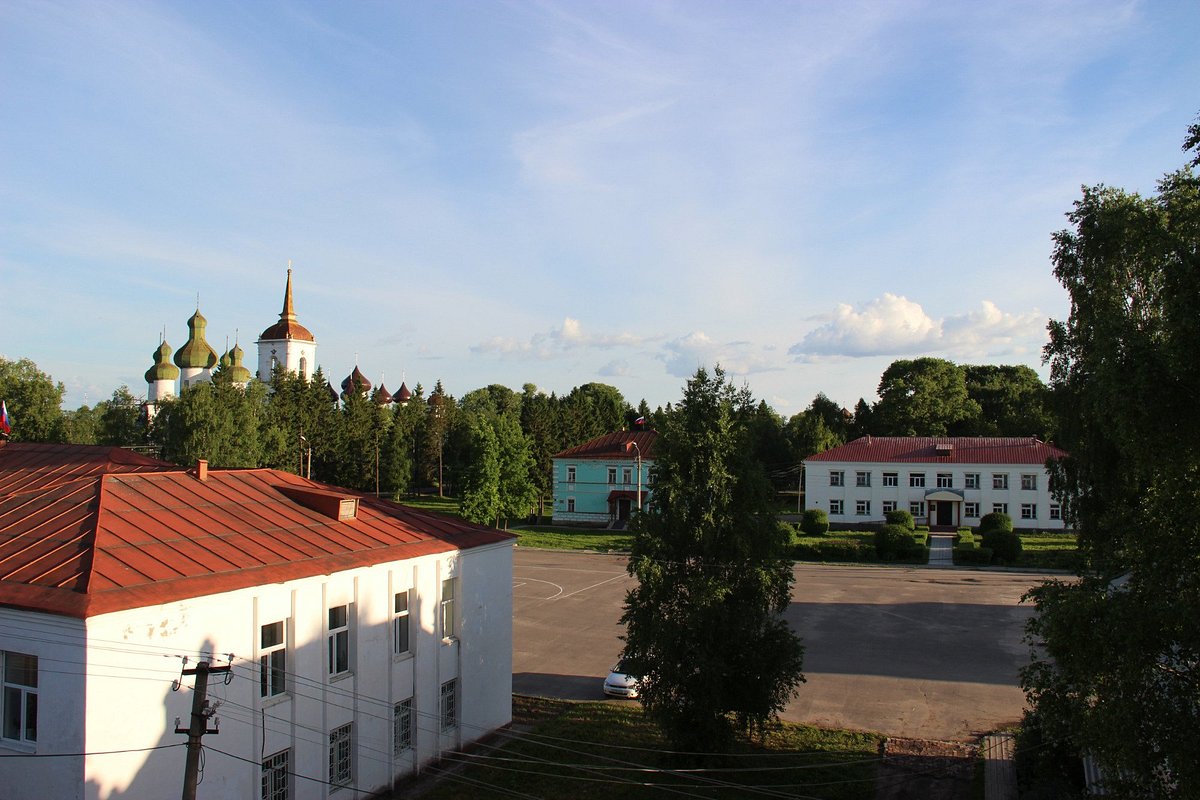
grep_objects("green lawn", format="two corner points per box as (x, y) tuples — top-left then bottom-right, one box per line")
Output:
(511, 525), (634, 552)
(415, 696), (882, 800)
(397, 494), (464, 517)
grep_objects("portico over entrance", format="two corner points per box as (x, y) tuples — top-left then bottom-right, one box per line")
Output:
(924, 488), (964, 529)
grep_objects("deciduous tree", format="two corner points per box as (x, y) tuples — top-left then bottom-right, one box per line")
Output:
(621, 367), (804, 755)
(0, 357), (66, 442)
(873, 357), (980, 436)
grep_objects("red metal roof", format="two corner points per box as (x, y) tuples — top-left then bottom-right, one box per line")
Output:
(804, 436), (1067, 465)
(0, 445), (513, 618)
(552, 430), (657, 460)
(0, 441), (174, 496)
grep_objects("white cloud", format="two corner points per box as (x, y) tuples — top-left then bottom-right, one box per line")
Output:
(470, 318), (646, 360)
(598, 359), (631, 377)
(660, 332), (780, 378)
(790, 295), (1046, 361)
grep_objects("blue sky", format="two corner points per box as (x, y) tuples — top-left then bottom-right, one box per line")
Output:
(2, 1), (1198, 416)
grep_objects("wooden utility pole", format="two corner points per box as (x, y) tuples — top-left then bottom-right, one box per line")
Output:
(177, 659), (231, 800)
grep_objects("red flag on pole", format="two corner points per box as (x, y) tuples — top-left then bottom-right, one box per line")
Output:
(0, 401), (10, 436)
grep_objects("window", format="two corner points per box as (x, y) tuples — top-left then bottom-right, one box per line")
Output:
(393, 698), (413, 756)
(909, 473), (926, 488)
(2, 652), (37, 743)
(964, 502), (979, 518)
(441, 578), (457, 639)
(829, 470), (844, 487)
(260, 621), (286, 698)
(328, 606), (350, 677)
(299, 355), (308, 380)
(882, 472), (898, 487)
(910, 501), (926, 517)
(993, 503), (1008, 515)
(964, 473), (980, 490)
(393, 592), (410, 656)
(329, 723), (353, 787)
(566, 466), (576, 484)
(262, 749), (289, 800)
(855, 471), (871, 487)
(1021, 474), (1037, 491)
(856, 499), (870, 516)
(993, 473), (1009, 490)
(829, 499), (843, 515)
(1050, 504), (1062, 521)
(622, 467), (632, 485)
(607, 467), (617, 485)
(937, 473), (952, 489)
(566, 497), (575, 513)
(440, 680), (458, 731)
(1021, 503), (1037, 520)
(882, 500), (896, 513)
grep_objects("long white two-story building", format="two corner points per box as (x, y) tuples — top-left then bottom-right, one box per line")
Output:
(803, 436), (1068, 530)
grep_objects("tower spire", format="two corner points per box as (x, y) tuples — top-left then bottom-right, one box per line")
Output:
(280, 266), (297, 323)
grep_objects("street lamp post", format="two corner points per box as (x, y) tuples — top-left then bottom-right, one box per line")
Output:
(628, 441), (642, 514)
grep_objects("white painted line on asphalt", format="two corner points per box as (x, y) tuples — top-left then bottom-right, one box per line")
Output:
(555, 573), (626, 601)
(513, 576), (564, 600)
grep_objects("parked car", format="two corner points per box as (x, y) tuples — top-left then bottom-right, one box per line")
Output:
(603, 660), (640, 699)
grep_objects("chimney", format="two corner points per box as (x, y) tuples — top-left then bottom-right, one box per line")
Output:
(197, 459), (208, 482)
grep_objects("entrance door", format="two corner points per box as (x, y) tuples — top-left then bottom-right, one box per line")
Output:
(936, 501), (954, 526)
(616, 498), (631, 521)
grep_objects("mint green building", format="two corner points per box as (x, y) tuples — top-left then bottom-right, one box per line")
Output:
(551, 430), (657, 526)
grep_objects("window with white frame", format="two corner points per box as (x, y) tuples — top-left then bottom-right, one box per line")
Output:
(909, 473), (926, 488)
(993, 502), (1008, 515)
(441, 679), (458, 731)
(393, 591), (410, 656)
(2, 651), (37, 743)
(441, 578), (457, 639)
(829, 499), (843, 515)
(262, 749), (289, 800)
(328, 606), (350, 677)
(936, 473), (952, 489)
(855, 471), (871, 487)
(1021, 503), (1037, 520)
(607, 467), (617, 485)
(566, 497), (575, 513)
(1050, 504), (1062, 521)
(882, 500), (896, 513)
(329, 723), (353, 787)
(964, 473), (980, 489)
(882, 472), (898, 487)
(566, 465), (576, 484)
(393, 698), (413, 756)
(856, 499), (870, 516)
(829, 470), (844, 487)
(622, 467), (632, 484)
(259, 621), (286, 698)
(993, 473), (1009, 490)
(910, 501), (925, 517)
(964, 502), (979, 518)
(1021, 474), (1037, 491)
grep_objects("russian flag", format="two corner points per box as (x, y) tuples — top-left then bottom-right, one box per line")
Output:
(634, 416), (646, 427)
(0, 401), (10, 436)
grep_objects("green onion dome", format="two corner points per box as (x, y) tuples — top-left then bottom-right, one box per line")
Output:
(145, 340), (180, 383)
(174, 310), (219, 370)
(227, 343), (253, 384)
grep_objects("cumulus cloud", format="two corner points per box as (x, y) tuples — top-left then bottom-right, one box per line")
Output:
(471, 317), (646, 360)
(789, 294), (1045, 361)
(598, 359), (631, 377)
(660, 331), (781, 378)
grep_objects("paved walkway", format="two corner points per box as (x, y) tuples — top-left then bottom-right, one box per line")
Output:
(983, 733), (1018, 800)
(928, 533), (955, 566)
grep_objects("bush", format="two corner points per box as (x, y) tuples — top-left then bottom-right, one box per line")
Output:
(956, 530), (975, 546)
(792, 539), (874, 562)
(874, 524), (917, 561)
(954, 545), (994, 566)
(884, 509), (915, 530)
(799, 508), (829, 536)
(977, 511), (1013, 536)
(983, 528), (1023, 564)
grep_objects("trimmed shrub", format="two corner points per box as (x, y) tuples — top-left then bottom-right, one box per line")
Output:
(884, 509), (915, 530)
(977, 511), (1013, 536)
(800, 508), (829, 536)
(954, 545), (994, 565)
(874, 523), (917, 561)
(793, 539), (874, 562)
(983, 528), (1023, 564)
(956, 530), (976, 546)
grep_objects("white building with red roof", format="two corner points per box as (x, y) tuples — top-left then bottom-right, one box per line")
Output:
(552, 430), (657, 526)
(803, 436), (1068, 530)
(0, 441), (514, 799)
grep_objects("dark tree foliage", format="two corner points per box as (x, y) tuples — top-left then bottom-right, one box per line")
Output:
(421, 380), (454, 495)
(873, 357), (981, 436)
(962, 364), (1054, 438)
(1022, 121), (1200, 798)
(559, 382), (630, 445)
(153, 379), (274, 468)
(621, 367), (804, 755)
(97, 386), (147, 447)
(0, 357), (66, 442)
(519, 385), (559, 518)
